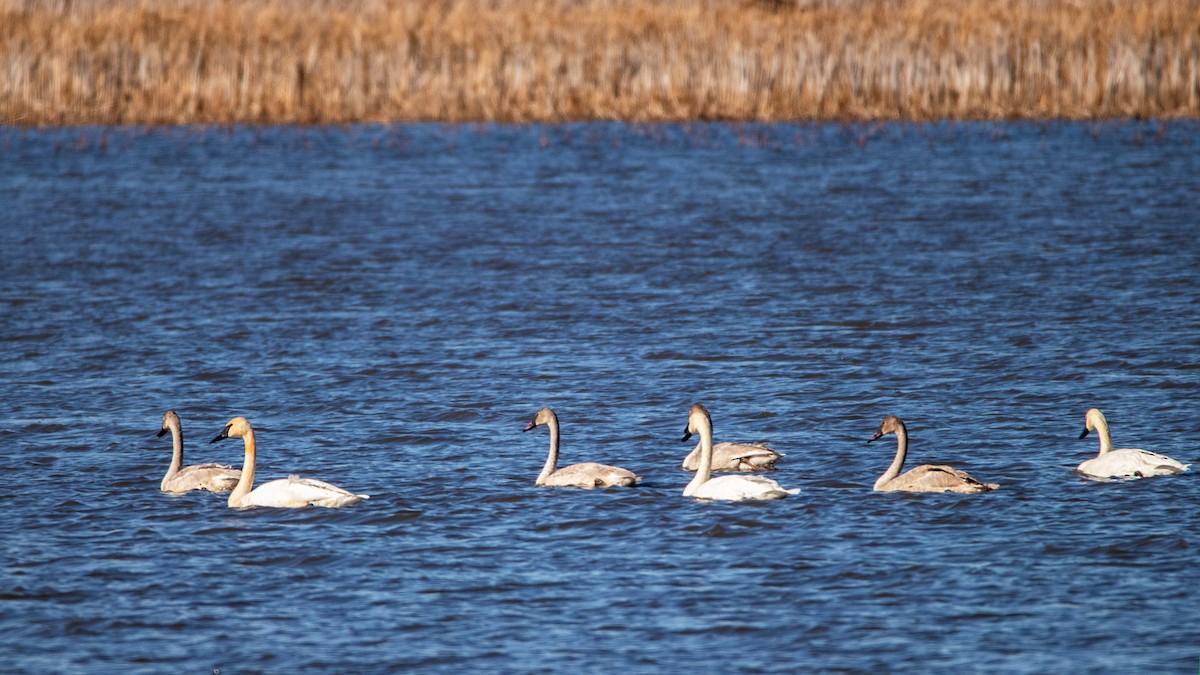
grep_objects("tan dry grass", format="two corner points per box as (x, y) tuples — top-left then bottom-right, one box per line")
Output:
(2, 0), (1198, 125)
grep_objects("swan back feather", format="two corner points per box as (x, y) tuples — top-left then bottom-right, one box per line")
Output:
(681, 441), (782, 472)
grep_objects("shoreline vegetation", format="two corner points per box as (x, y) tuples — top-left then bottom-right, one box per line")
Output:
(3, 0), (1198, 126)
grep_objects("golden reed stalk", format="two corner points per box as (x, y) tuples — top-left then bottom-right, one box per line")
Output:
(3, 0), (1198, 125)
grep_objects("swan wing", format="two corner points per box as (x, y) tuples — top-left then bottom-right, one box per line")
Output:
(544, 462), (640, 488)
(244, 476), (369, 508)
(164, 464), (242, 493)
(886, 465), (998, 493)
(691, 474), (798, 501)
(1077, 449), (1189, 479)
(681, 441), (782, 472)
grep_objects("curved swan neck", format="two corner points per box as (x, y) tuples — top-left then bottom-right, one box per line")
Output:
(684, 415), (714, 496)
(874, 423), (908, 490)
(1094, 416), (1113, 455)
(536, 412), (561, 484)
(228, 429), (257, 507)
(161, 420), (184, 490)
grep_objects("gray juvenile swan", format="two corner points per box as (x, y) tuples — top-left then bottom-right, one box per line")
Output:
(681, 403), (797, 501)
(867, 416), (998, 493)
(1077, 408), (1188, 479)
(523, 407), (641, 488)
(210, 416), (368, 508)
(155, 410), (241, 493)
(680, 440), (783, 473)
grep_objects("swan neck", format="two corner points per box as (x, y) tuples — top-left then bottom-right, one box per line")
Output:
(162, 423), (184, 488)
(875, 426), (908, 490)
(228, 429), (257, 507)
(1094, 418), (1113, 455)
(684, 417), (714, 496)
(536, 415), (560, 484)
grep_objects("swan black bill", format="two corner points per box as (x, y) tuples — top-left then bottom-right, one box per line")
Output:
(211, 426), (231, 443)
(156, 428), (168, 438)
(680, 427), (693, 442)
(1078, 428), (1090, 439)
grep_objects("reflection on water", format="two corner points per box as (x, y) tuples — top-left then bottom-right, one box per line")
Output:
(1, 122), (1198, 673)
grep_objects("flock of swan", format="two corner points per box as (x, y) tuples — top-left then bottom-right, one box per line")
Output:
(154, 404), (1190, 508)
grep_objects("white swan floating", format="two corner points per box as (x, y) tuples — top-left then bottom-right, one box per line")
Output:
(523, 407), (641, 488)
(1077, 408), (1188, 479)
(867, 416), (998, 494)
(680, 440), (783, 473)
(155, 410), (241, 493)
(681, 403), (797, 501)
(210, 417), (368, 508)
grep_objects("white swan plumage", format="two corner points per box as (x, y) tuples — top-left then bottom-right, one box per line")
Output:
(523, 407), (640, 488)
(155, 410), (241, 493)
(681, 440), (783, 472)
(210, 416), (368, 508)
(1077, 408), (1188, 479)
(868, 416), (998, 493)
(681, 403), (797, 501)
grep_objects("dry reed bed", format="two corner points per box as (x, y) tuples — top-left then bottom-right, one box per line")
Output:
(2, 0), (1198, 125)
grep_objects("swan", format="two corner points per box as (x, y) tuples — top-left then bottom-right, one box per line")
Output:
(523, 407), (640, 488)
(681, 403), (798, 501)
(210, 416), (368, 508)
(681, 439), (783, 473)
(867, 416), (997, 493)
(1077, 408), (1188, 479)
(155, 410), (241, 493)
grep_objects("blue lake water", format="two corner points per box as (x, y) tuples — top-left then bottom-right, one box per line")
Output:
(1, 121), (1198, 673)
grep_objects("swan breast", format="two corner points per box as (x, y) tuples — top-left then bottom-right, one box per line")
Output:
(540, 462), (641, 488)
(878, 465), (998, 494)
(681, 441), (782, 472)
(242, 475), (370, 508)
(688, 474), (798, 501)
(162, 463), (242, 494)
(1077, 448), (1189, 479)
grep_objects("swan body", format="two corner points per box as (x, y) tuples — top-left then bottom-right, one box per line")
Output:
(524, 408), (640, 488)
(868, 416), (997, 494)
(156, 410), (241, 493)
(681, 440), (783, 472)
(210, 417), (368, 508)
(1077, 408), (1188, 479)
(681, 404), (798, 501)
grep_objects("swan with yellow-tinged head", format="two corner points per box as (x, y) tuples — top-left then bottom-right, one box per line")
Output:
(1077, 408), (1188, 479)
(681, 403), (797, 501)
(155, 410), (241, 493)
(867, 416), (997, 493)
(523, 407), (641, 488)
(210, 416), (368, 508)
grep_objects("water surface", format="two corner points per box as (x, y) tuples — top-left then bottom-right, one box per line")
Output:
(1, 122), (1198, 673)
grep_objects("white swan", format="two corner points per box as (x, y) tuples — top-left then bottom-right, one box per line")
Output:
(681, 403), (798, 501)
(523, 407), (641, 488)
(1077, 408), (1189, 479)
(210, 417), (368, 508)
(868, 416), (998, 493)
(681, 440), (783, 473)
(155, 410), (241, 493)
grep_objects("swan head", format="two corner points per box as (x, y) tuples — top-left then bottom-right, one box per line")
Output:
(680, 403), (711, 442)
(157, 410), (180, 438)
(868, 415), (906, 443)
(522, 407), (557, 432)
(211, 416), (253, 443)
(1079, 408), (1106, 439)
